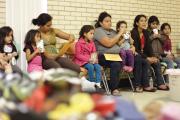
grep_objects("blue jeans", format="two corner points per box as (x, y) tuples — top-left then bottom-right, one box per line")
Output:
(174, 57), (180, 68)
(162, 57), (174, 68)
(151, 62), (165, 86)
(84, 63), (102, 83)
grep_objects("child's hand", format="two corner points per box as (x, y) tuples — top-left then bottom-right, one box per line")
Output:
(7, 53), (13, 60)
(147, 57), (154, 64)
(89, 59), (94, 64)
(119, 29), (126, 35)
(12, 52), (18, 57)
(167, 54), (174, 60)
(147, 57), (159, 64)
(4, 63), (12, 73)
(152, 57), (159, 63)
(153, 34), (161, 39)
(34, 48), (41, 54)
(1, 54), (9, 62)
(0, 59), (8, 66)
(94, 59), (99, 64)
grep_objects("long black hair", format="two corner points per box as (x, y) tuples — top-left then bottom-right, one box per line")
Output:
(133, 14), (147, 28)
(24, 29), (40, 45)
(148, 15), (160, 28)
(0, 26), (14, 46)
(79, 25), (94, 39)
(32, 13), (52, 26)
(161, 23), (171, 32)
(95, 11), (111, 28)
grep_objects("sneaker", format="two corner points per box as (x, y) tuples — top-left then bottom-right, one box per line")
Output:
(95, 83), (101, 88)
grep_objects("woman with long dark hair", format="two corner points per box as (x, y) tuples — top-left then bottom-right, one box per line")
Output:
(32, 13), (80, 73)
(94, 12), (124, 95)
(131, 14), (168, 92)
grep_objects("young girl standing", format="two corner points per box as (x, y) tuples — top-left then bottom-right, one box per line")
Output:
(74, 25), (102, 87)
(0, 26), (18, 65)
(24, 29), (44, 73)
(116, 21), (134, 72)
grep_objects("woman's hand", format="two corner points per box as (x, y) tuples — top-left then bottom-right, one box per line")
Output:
(147, 57), (159, 64)
(69, 34), (75, 43)
(130, 45), (136, 54)
(117, 38), (125, 46)
(134, 52), (138, 56)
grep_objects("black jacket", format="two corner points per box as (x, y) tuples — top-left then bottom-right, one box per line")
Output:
(148, 29), (166, 58)
(131, 28), (154, 58)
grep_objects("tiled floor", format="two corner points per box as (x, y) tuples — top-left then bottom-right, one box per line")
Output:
(121, 90), (178, 111)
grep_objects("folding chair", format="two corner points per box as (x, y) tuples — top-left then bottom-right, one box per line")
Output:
(149, 65), (167, 87)
(161, 62), (168, 84)
(121, 70), (135, 92)
(103, 67), (135, 93)
(101, 67), (111, 95)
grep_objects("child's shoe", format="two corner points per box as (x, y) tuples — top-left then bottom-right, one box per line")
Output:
(123, 66), (129, 72)
(126, 66), (133, 72)
(95, 83), (101, 88)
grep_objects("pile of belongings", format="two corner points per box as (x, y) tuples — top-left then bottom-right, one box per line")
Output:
(0, 68), (145, 120)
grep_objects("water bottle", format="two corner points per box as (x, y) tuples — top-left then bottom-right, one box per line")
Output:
(149, 77), (154, 88)
(123, 32), (130, 40)
(37, 39), (44, 53)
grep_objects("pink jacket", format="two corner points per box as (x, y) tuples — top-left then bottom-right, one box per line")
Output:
(73, 37), (96, 66)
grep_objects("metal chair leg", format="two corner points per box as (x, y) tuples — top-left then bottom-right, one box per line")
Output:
(121, 70), (135, 92)
(151, 66), (167, 85)
(127, 73), (135, 92)
(150, 67), (156, 85)
(102, 71), (111, 95)
(102, 69), (111, 95)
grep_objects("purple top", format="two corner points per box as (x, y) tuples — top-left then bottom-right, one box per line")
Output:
(163, 34), (172, 52)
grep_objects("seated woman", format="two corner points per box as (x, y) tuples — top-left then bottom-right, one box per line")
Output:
(32, 13), (80, 73)
(131, 14), (168, 92)
(94, 12), (130, 95)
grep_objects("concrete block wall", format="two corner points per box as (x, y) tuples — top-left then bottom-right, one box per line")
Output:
(48, 0), (180, 55)
(0, 0), (5, 27)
